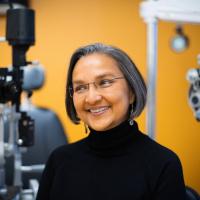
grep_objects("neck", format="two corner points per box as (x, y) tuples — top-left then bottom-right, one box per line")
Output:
(87, 120), (139, 156)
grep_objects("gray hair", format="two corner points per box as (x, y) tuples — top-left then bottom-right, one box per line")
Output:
(66, 43), (147, 124)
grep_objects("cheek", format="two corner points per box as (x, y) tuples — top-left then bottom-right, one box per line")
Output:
(112, 89), (132, 114)
(73, 98), (82, 116)
(108, 90), (130, 108)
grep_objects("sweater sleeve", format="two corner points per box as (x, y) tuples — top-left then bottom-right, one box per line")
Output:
(36, 152), (55, 200)
(153, 154), (186, 200)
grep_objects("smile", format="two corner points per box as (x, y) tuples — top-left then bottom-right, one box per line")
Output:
(88, 106), (110, 115)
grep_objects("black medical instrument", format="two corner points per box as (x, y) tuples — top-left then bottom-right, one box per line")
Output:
(0, 5), (39, 200)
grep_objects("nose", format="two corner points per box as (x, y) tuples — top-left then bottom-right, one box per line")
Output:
(85, 83), (102, 104)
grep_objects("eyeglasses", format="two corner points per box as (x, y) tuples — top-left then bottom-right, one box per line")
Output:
(69, 76), (124, 97)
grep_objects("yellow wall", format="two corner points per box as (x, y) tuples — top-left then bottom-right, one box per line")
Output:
(0, 0), (200, 192)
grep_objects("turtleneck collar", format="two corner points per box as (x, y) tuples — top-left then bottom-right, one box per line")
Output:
(87, 120), (140, 156)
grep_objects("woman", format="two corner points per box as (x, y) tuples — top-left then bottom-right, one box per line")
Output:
(36, 43), (186, 200)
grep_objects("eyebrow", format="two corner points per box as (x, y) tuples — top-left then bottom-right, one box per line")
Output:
(72, 73), (119, 85)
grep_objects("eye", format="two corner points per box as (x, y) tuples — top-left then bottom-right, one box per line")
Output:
(74, 84), (88, 93)
(99, 79), (114, 87)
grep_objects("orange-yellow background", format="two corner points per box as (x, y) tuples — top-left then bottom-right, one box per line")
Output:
(0, 0), (200, 192)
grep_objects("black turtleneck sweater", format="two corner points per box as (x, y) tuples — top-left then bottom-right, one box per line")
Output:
(36, 121), (186, 200)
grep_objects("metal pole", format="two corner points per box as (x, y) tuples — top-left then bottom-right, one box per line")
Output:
(0, 105), (6, 194)
(146, 18), (158, 139)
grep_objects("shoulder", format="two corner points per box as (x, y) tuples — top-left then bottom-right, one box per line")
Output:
(138, 132), (180, 159)
(52, 136), (88, 156)
(135, 133), (185, 194)
(134, 132), (183, 172)
(46, 137), (88, 168)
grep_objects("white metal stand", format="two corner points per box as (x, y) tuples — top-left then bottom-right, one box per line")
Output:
(140, 0), (200, 139)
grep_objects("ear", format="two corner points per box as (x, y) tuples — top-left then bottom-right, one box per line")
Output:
(129, 90), (135, 104)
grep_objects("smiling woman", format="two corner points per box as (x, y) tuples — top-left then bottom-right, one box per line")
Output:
(71, 53), (134, 131)
(36, 43), (186, 200)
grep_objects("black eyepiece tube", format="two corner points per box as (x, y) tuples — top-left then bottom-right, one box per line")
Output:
(6, 8), (35, 67)
(6, 8), (35, 46)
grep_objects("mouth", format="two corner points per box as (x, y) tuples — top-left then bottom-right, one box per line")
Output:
(87, 106), (110, 116)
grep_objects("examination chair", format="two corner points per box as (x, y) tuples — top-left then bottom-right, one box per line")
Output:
(5, 105), (68, 189)
(21, 106), (68, 189)
(186, 186), (200, 200)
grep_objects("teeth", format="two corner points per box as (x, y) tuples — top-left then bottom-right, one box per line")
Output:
(90, 107), (108, 113)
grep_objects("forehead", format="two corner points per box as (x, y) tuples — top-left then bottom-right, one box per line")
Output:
(72, 53), (123, 81)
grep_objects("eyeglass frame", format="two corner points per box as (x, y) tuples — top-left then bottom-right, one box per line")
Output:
(69, 76), (125, 97)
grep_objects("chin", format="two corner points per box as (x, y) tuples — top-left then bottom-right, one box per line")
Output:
(90, 126), (108, 131)
(89, 122), (112, 132)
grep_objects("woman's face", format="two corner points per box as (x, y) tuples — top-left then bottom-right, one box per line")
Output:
(72, 53), (134, 131)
